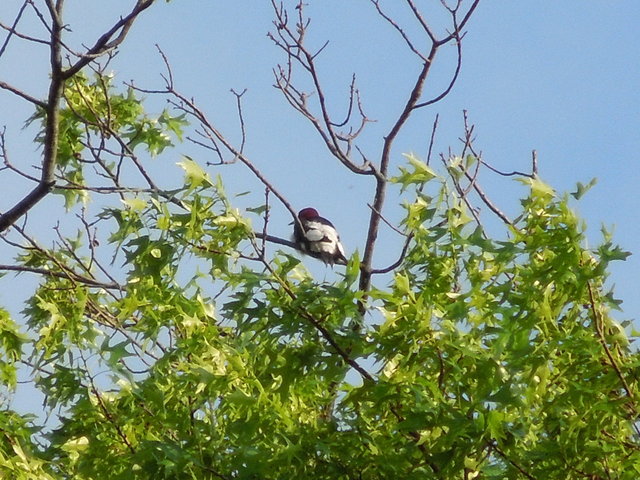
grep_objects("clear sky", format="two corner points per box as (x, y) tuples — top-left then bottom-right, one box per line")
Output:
(1, 1), (639, 414)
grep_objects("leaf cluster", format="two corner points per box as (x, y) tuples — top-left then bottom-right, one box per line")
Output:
(1, 151), (637, 479)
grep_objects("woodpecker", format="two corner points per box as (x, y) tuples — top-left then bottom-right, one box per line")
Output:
(293, 207), (348, 266)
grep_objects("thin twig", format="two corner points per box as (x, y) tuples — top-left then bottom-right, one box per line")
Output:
(134, 47), (303, 230)
(465, 171), (513, 227)
(369, 0), (428, 60)
(80, 352), (136, 455)
(0, 264), (121, 290)
(370, 234), (413, 275)
(426, 114), (439, 166)
(0, 2), (64, 232)
(0, 0), (30, 58)
(268, 0), (375, 176)
(405, 0), (438, 43)
(62, 0), (155, 80)
(413, 28), (463, 109)
(260, 188), (270, 256)
(492, 443), (536, 480)
(231, 88), (248, 154)
(367, 203), (408, 237)
(480, 159), (534, 179)
(587, 281), (638, 429)
(457, 112), (514, 227)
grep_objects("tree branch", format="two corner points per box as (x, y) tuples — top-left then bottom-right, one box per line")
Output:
(269, 0), (375, 177)
(0, 264), (121, 290)
(0, 80), (47, 108)
(358, 48), (437, 294)
(0, 1), (156, 233)
(62, 0), (155, 80)
(0, 0), (30, 58)
(0, 2), (64, 233)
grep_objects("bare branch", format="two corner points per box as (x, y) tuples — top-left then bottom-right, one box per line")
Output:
(268, 0), (375, 176)
(463, 164), (513, 227)
(0, 0), (30, 58)
(260, 188), (270, 255)
(480, 159), (535, 179)
(426, 113), (439, 166)
(183, 93), (298, 221)
(329, 74), (356, 128)
(367, 203), (408, 237)
(132, 49), (304, 228)
(0, 264), (121, 290)
(359, 47), (437, 294)
(438, 0), (481, 45)
(405, 0), (438, 43)
(456, 112), (514, 227)
(369, 0), (428, 60)
(253, 232), (297, 250)
(0, 81), (47, 109)
(63, 0), (155, 80)
(0, 128), (41, 182)
(0, 2), (64, 232)
(230, 88), (248, 154)
(413, 28), (463, 109)
(370, 234), (413, 275)
(0, 20), (49, 47)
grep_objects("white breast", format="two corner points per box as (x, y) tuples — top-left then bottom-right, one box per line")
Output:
(304, 221), (341, 254)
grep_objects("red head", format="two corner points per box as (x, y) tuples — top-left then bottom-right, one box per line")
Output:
(298, 207), (319, 220)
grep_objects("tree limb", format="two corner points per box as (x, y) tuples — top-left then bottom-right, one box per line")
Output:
(0, 1), (156, 233)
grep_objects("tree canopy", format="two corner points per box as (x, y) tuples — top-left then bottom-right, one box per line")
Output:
(0, 1), (637, 479)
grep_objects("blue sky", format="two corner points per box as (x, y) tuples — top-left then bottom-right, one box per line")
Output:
(119, 1), (640, 320)
(1, 1), (639, 414)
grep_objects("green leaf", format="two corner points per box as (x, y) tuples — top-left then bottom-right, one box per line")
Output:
(390, 153), (438, 190)
(177, 156), (213, 189)
(121, 196), (148, 211)
(570, 177), (597, 199)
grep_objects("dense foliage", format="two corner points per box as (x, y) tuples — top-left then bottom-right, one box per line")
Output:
(1, 95), (637, 477)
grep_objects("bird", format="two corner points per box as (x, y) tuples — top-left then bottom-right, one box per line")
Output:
(292, 207), (348, 266)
